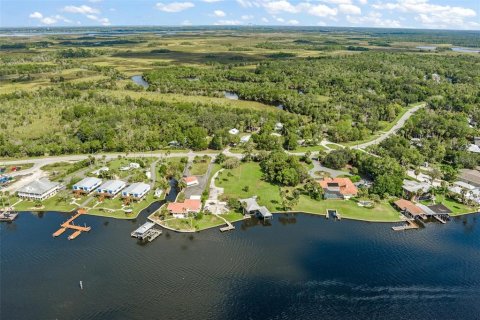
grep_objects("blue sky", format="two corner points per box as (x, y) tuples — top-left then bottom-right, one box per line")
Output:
(1, 0), (478, 30)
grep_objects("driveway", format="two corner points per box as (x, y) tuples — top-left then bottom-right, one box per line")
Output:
(184, 161), (214, 198)
(309, 160), (351, 179)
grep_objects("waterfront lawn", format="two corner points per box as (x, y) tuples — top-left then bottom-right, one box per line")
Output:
(87, 192), (158, 219)
(161, 214), (226, 232)
(216, 162), (283, 211)
(12, 193), (79, 212)
(294, 196), (401, 222)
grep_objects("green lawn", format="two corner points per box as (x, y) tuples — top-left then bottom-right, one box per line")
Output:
(294, 196), (401, 222)
(10, 193), (80, 212)
(325, 143), (343, 150)
(216, 162), (283, 211)
(421, 195), (476, 216)
(189, 156), (212, 175)
(294, 145), (327, 152)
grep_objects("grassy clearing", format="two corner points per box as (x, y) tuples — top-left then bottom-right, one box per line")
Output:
(87, 192), (158, 219)
(189, 156), (211, 175)
(325, 143), (343, 150)
(10, 192), (80, 213)
(294, 145), (327, 152)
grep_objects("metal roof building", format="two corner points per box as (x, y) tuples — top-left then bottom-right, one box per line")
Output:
(73, 177), (102, 193)
(122, 182), (151, 199)
(96, 180), (126, 197)
(17, 178), (61, 201)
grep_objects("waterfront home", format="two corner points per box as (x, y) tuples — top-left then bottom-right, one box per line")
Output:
(393, 199), (425, 219)
(183, 176), (199, 187)
(17, 178), (61, 201)
(72, 177), (102, 194)
(96, 180), (126, 198)
(402, 179), (431, 200)
(319, 177), (358, 200)
(167, 199), (202, 218)
(240, 197), (272, 219)
(228, 128), (240, 135)
(448, 181), (480, 205)
(120, 162), (141, 171)
(121, 182), (151, 200)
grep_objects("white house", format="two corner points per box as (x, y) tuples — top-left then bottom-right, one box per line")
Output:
(122, 182), (151, 200)
(129, 162), (140, 169)
(96, 180), (126, 197)
(17, 178), (61, 201)
(228, 128), (240, 135)
(72, 177), (102, 194)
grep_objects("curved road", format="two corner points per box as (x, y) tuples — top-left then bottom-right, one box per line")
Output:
(352, 103), (425, 150)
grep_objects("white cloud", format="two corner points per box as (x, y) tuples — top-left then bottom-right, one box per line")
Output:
(155, 2), (195, 13)
(88, 0), (103, 3)
(62, 5), (99, 14)
(261, 17), (269, 22)
(288, 19), (299, 25)
(214, 19), (242, 25)
(357, 0), (367, 4)
(304, 4), (338, 17)
(85, 14), (111, 25)
(338, 4), (361, 15)
(320, 0), (352, 4)
(213, 10), (226, 17)
(263, 1), (299, 14)
(29, 11), (71, 25)
(276, 17), (285, 22)
(29, 12), (43, 19)
(203, 0), (223, 2)
(181, 19), (192, 25)
(241, 15), (254, 20)
(236, 0), (260, 8)
(373, 0), (476, 29)
(347, 12), (401, 28)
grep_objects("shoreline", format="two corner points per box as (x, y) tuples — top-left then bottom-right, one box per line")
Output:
(11, 208), (479, 233)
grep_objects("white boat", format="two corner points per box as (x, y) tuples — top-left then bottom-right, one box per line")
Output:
(79, 281), (83, 290)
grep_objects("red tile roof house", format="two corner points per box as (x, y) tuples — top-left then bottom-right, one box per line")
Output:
(167, 199), (202, 218)
(183, 176), (199, 187)
(319, 177), (358, 200)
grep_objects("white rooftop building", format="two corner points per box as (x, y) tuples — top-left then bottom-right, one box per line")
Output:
(240, 135), (251, 143)
(96, 180), (126, 197)
(17, 178), (61, 201)
(73, 177), (102, 194)
(122, 182), (151, 200)
(228, 128), (240, 135)
(92, 167), (109, 176)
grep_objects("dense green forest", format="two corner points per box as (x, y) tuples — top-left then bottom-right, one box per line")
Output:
(1, 27), (479, 180)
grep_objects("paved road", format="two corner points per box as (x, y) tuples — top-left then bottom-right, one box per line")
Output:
(352, 103), (426, 150)
(308, 160), (351, 179)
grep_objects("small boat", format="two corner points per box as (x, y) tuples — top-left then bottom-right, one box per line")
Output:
(79, 281), (83, 290)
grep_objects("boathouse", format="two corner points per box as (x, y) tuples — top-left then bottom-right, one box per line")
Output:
(394, 199), (426, 220)
(240, 197), (272, 220)
(96, 180), (126, 198)
(121, 182), (150, 200)
(17, 178), (61, 201)
(73, 177), (102, 194)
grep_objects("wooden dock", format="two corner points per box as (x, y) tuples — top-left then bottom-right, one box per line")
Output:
(53, 209), (91, 240)
(434, 215), (448, 224)
(0, 210), (18, 222)
(392, 220), (419, 231)
(220, 224), (235, 232)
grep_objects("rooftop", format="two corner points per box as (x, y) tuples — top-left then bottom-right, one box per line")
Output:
(98, 180), (126, 191)
(319, 177), (358, 196)
(459, 169), (480, 185)
(184, 176), (198, 183)
(74, 177), (102, 189)
(122, 182), (150, 195)
(403, 179), (431, 193)
(394, 199), (424, 215)
(17, 178), (59, 195)
(167, 199), (202, 214)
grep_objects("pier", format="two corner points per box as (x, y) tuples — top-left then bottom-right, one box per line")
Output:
(52, 209), (91, 240)
(0, 209), (18, 222)
(392, 220), (419, 231)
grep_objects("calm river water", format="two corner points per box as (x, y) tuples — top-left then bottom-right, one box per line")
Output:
(1, 212), (480, 320)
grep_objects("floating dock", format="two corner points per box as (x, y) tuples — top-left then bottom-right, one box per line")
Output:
(53, 209), (91, 240)
(0, 210), (18, 222)
(131, 222), (162, 242)
(220, 222), (235, 232)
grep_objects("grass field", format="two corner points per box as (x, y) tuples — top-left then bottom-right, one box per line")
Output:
(216, 162), (402, 222)
(87, 192), (159, 219)
(157, 211), (244, 232)
(189, 156), (211, 175)
(420, 195), (476, 216)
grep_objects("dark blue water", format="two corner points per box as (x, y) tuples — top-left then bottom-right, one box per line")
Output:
(1, 212), (480, 320)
